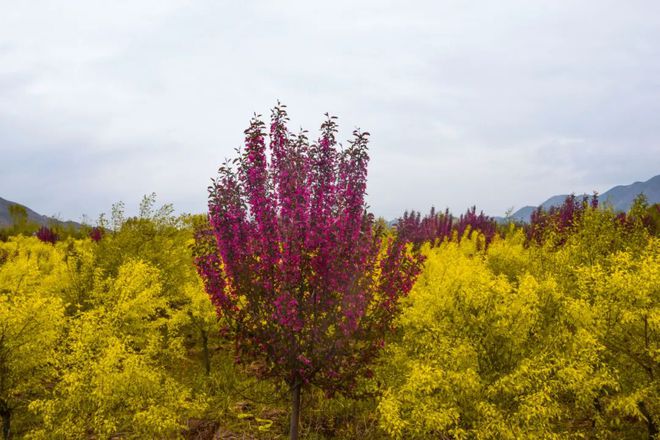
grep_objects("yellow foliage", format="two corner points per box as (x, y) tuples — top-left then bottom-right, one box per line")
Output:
(377, 235), (622, 439)
(0, 229), (221, 438)
(26, 258), (206, 439)
(0, 237), (66, 437)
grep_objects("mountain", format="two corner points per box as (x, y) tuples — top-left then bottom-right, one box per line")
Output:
(508, 194), (588, 223)
(0, 196), (80, 229)
(508, 174), (660, 223)
(601, 174), (660, 212)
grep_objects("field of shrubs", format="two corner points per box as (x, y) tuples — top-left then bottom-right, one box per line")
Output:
(1, 191), (659, 439)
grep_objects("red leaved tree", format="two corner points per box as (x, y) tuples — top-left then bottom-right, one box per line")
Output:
(194, 104), (421, 439)
(35, 226), (58, 244)
(395, 206), (497, 250)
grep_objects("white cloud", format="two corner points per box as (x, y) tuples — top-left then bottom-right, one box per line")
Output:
(1, 0), (659, 220)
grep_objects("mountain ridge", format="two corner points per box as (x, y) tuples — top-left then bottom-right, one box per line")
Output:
(4, 174), (659, 228)
(0, 196), (81, 229)
(507, 174), (660, 223)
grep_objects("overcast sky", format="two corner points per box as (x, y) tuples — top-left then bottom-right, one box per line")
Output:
(1, 0), (659, 221)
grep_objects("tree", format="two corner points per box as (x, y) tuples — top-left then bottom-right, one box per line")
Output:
(88, 226), (104, 242)
(8, 205), (27, 233)
(195, 104), (421, 439)
(378, 203), (659, 439)
(575, 239), (660, 439)
(35, 226), (58, 244)
(527, 194), (598, 245)
(27, 259), (204, 439)
(169, 277), (220, 376)
(377, 236), (615, 439)
(0, 237), (66, 440)
(395, 206), (497, 251)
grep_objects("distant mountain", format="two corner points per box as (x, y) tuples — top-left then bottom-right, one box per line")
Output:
(601, 175), (660, 211)
(508, 174), (660, 223)
(507, 194), (589, 223)
(0, 196), (80, 229)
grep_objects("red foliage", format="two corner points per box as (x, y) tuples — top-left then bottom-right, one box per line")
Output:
(194, 104), (422, 394)
(527, 194), (596, 244)
(36, 226), (58, 244)
(89, 226), (104, 242)
(395, 206), (497, 249)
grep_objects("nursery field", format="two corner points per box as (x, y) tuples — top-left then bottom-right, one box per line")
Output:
(2, 108), (660, 440)
(4, 0), (659, 438)
(1, 191), (659, 439)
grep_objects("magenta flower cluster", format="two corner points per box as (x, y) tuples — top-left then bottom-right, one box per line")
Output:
(89, 226), (104, 242)
(396, 206), (497, 249)
(36, 226), (58, 244)
(527, 194), (597, 244)
(194, 104), (422, 392)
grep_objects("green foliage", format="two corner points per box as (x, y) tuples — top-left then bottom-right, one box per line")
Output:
(8, 205), (27, 230)
(2, 204), (38, 239)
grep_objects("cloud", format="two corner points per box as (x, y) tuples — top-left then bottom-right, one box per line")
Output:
(1, 0), (659, 220)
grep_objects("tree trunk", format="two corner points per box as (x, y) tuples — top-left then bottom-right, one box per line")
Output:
(1, 407), (10, 440)
(201, 328), (211, 375)
(289, 381), (302, 440)
(639, 401), (658, 440)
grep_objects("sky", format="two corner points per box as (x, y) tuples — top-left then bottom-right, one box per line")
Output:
(1, 0), (659, 221)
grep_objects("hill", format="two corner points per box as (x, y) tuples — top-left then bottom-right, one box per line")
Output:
(0, 196), (81, 229)
(601, 174), (660, 211)
(508, 174), (660, 223)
